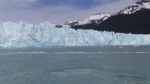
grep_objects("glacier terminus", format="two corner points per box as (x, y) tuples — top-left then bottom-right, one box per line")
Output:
(0, 21), (150, 47)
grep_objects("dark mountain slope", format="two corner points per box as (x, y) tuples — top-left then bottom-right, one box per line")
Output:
(71, 9), (150, 34)
(68, 0), (150, 34)
(98, 9), (150, 34)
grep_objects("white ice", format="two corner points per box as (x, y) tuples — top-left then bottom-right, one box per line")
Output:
(0, 21), (150, 47)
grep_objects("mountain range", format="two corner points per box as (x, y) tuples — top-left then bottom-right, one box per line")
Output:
(58, 0), (150, 34)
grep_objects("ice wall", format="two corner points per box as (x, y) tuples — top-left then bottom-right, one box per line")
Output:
(0, 21), (150, 47)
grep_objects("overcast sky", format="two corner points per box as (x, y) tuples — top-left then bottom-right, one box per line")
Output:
(0, 0), (140, 24)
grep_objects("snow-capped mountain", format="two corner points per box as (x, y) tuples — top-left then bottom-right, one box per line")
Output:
(0, 21), (150, 47)
(65, 0), (150, 34)
(64, 13), (110, 27)
(96, 0), (150, 34)
(118, 0), (150, 14)
(63, 0), (150, 28)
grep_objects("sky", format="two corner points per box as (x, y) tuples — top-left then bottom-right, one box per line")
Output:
(0, 0), (140, 24)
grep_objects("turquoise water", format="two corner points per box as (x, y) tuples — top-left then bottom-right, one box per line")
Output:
(0, 46), (150, 84)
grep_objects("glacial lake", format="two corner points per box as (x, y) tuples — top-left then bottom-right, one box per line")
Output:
(0, 46), (150, 84)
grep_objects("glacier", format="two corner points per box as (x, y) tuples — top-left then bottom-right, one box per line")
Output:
(0, 21), (150, 47)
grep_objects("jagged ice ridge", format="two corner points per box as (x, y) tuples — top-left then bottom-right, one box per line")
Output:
(0, 21), (150, 47)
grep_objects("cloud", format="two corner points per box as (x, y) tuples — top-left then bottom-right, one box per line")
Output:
(94, 0), (117, 3)
(0, 0), (140, 24)
(0, 0), (38, 8)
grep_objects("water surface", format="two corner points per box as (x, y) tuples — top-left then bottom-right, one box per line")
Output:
(0, 46), (150, 84)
